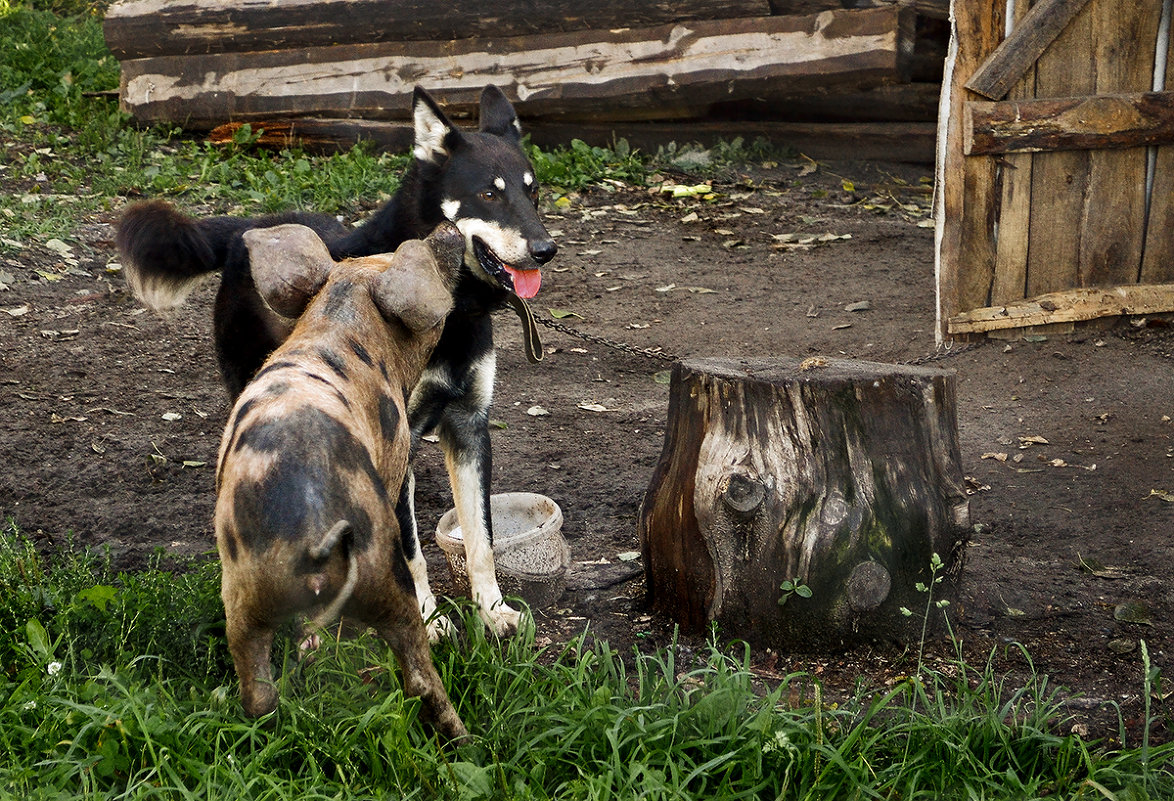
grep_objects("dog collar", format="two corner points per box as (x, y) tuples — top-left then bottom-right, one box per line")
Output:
(506, 293), (544, 364)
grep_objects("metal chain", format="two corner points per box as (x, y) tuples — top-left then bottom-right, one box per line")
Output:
(535, 316), (983, 367)
(897, 340), (984, 365)
(535, 316), (679, 363)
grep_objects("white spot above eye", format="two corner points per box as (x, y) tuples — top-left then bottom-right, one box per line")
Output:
(441, 200), (460, 221)
(523, 172), (534, 186)
(494, 177), (506, 191)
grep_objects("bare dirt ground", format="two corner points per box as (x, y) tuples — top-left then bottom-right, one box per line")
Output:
(1, 155), (1170, 744)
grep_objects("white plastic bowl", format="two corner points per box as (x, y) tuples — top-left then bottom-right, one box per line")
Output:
(435, 493), (569, 608)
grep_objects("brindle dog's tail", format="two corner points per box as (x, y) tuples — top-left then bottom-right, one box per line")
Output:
(116, 199), (257, 311)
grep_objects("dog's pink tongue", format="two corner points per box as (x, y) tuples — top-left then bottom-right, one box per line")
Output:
(505, 266), (542, 299)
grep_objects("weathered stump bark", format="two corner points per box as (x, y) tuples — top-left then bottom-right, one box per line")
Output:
(638, 357), (969, 649)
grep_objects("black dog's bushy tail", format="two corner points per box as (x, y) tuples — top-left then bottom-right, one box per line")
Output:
(116, 200), (257, 311)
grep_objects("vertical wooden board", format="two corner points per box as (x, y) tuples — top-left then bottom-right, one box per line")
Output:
(1078, 0), (1160, 287)
(1141, 9), (1174, 284)
(1025, 3), (1095, 296)
(991, 0), (1037, 305)
(935, 0), (1006, 340)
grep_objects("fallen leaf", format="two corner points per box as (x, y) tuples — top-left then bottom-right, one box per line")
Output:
(3, 305), (29, 317)
(1148, 488), (1174, 503)
(660, 183), (713, 198)
(1019, 435), (1050, 447)
(44, 238), (73, 256)
(1114, 601), (1153, 626)
(50, 413), (86, 424)
(679, 212), (699, 223)
(548, 309), (583, 319)
(1049, 458), (1069, 468)
(713, 228), (735, 236)
(655, 284), (676, 293)
(1107, 638), (1136, 654)
(161, 412), (182, 422)
(1077, 554), (1127, 579)
(617, 551), (641, 562)
(182, 460), (206, 468)
(526, 406), (549, 417)
(844, 300), (871, 312)
(578, 402), (614, 413)
(981, 452), (1008, 462)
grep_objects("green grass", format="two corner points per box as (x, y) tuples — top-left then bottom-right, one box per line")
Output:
(1, 526), (1171, 800)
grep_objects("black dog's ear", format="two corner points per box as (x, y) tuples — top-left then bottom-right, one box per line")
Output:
(413, 86), (460, 163)
(478, 84), (522, 143)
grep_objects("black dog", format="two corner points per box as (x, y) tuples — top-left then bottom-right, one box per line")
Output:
(116, 85), (557, 636)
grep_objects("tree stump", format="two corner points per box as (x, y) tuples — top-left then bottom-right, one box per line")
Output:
(638, 357), (969, 649)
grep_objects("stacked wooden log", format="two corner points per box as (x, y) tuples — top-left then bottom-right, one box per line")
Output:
(103, 0), (948, 161)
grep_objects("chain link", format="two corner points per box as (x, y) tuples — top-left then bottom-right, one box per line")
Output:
(535, 316), (983, 367)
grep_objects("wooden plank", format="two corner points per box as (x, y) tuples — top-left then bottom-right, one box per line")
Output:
(103, 0), (772, 59)
(933, 0), (1006, 341)
(1024, 3), (1094, 298)
(964, 0), (1095, 100)
(964, 91), (1174, 155)
(208, 119), (414, 154)
(990, 0), (1035, 307)
(772, 0), (951, 21)
(1141, 11), (1174, 284)
(117, 8), (914, 129)
(730, 82), (943, 123)
(1078, 1), (1161, 289)
(208, 117), (939, 163)
(947, 284), (1174, 333)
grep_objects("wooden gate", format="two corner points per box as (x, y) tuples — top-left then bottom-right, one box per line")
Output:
(935, 0), (1174, 340)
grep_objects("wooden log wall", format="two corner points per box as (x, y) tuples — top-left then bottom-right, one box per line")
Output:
(104, 0), (948, 59)
(112, 7), (915, 129)
(936, 0), (1174, 340)
(104, 0), (948, 158)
